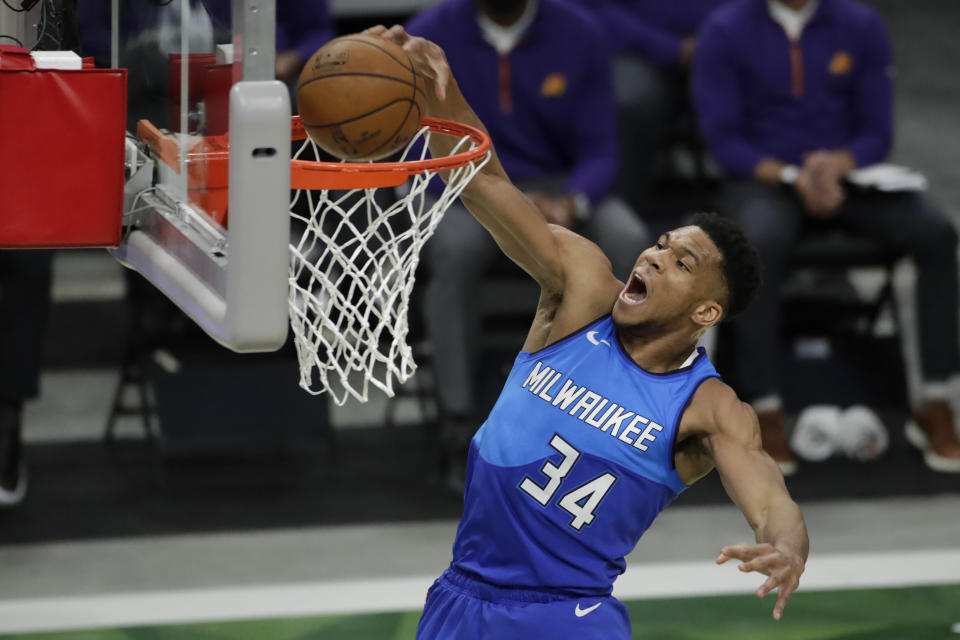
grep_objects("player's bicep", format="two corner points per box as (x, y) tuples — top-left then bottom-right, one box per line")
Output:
(707, 399), (787, 532)
(460, 172), (566, 291)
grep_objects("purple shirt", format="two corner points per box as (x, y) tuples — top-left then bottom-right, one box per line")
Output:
(572, 0), (727, 66)
(407, 0), (618, 204)
(693, 0), (894, 177)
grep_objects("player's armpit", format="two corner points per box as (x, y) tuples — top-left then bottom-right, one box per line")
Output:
(518, 229), (623, 353)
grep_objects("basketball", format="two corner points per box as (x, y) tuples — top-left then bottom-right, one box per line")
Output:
(296, 34), (427, 162)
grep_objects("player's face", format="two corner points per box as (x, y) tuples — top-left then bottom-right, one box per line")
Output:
(612, 226), (725, 331)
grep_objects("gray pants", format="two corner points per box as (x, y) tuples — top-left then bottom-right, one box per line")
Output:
(424, 195), (648, 417)
(0, 250), (52, 407)
(611, 54), (689, 212)
(724, 180), (960, 403)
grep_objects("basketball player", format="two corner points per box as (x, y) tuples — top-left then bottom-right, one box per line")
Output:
(366, 25), (809, 639)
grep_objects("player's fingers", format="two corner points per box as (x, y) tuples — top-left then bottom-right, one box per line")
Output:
(717, 547), (745, 564)
(374, 25), (403, 46)
(363, 25), (387, 36)
(739, 552), (777, 574)
(403, 48), (432, 75)
(384, 24), (409, 44)
(772, 578), (798, 621)
(718, 542), (750, 559)
(398, 35), (428, 62)
(720, 542), (767, 562)
(427, 48), (449, 100)
(755, 573), (780, 598)
(406, 42), (449, 100)
(376, 28), (450, 101)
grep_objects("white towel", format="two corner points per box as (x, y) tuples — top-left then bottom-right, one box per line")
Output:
(846, 163), (928, 192)
(836, 405), (889, 461)
(790, 405), (842, 462)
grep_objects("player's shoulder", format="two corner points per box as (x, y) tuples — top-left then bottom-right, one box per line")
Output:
(685, 377), (759, 441)
(687, 376), (739, 418)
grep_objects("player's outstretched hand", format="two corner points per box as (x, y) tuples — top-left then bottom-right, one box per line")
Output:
(716, 542), (804, 620)
(364, 25), (450, 102)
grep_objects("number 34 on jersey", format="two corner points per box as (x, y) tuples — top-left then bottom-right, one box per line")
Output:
(519, 434), (618, 531)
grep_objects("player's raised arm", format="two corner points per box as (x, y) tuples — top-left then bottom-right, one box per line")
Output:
(700, 381), (808, 620)
(367, 25), (565, 293)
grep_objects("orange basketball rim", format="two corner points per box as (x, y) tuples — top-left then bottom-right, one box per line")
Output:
(290, 116), (490, 190)
(137, 115), (491, 198)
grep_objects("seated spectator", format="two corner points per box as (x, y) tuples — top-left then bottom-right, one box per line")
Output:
(693, 0), (960, 474)
(573, 0), (731, 210)
(406, 0), (649, 488)
(0, 252), (53, 507)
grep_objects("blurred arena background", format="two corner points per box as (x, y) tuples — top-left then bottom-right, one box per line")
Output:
(0, 0), (958, 638)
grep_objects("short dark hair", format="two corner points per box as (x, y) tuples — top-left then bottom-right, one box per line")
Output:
(691, 212), (761, 320)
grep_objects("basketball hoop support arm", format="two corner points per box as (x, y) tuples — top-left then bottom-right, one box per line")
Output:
(113, 0), (291, 353)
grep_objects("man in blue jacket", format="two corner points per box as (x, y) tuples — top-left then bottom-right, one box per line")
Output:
(407, 0), (649, 489)
(693, 0), (960, 474)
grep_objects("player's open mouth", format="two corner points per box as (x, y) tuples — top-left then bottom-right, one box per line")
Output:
(620, 271), (648, 305)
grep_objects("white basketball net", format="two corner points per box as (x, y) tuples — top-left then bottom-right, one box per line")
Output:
(288, 126), (490, 405)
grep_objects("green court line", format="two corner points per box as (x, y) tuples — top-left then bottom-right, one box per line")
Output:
(4, 584), (958, 640)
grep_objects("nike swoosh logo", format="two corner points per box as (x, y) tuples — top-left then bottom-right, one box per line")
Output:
(586, 331), (610, 347)
(575, 602), (602, 617)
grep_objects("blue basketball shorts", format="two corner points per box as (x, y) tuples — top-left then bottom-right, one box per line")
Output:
(415, 566), (631, 640)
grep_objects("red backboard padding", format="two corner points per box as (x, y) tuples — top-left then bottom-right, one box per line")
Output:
(167, 53), (217, 133)
(0, 46), (127, 248)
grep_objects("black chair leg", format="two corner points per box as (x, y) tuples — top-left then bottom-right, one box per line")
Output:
(104, 338), (155, 444)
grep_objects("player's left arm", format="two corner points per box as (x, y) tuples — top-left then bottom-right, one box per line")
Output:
(701, 382), (809, 620)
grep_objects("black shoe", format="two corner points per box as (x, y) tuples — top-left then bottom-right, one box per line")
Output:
(0, 404), (26, 507)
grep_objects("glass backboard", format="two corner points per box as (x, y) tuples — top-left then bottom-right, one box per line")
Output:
(85, 0), (292, 352)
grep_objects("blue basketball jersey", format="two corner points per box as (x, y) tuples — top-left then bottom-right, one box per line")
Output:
(451, 314), (720, 595)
